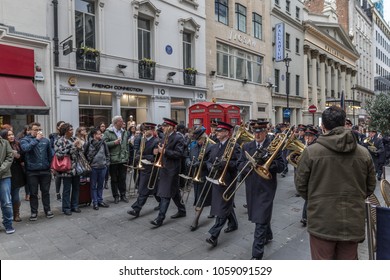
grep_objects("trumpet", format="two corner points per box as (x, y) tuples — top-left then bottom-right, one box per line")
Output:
(248, 126), (294, 180)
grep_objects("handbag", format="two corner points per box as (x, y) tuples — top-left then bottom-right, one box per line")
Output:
(51, 155), (71, 172)
(75, 150), (92, 176)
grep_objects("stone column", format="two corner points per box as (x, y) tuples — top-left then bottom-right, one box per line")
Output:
(290, 108), (296, 126)
(319, 54), (327, 111)
(327, 59), (333, 99)
(310, 50), (319, 106)
(346, 68), (352, 100)
(340, 65), (346, 99)
(303, 45), (310, 108)
(276, 106), (283, 124)
(334, 62), (339, 98)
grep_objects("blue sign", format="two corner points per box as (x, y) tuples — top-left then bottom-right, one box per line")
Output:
(274, 23), (285, 62)
(165, 45), (173, 55)
(283, 108), (291, 118)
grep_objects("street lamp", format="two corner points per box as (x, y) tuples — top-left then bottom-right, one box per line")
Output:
(351, 85), (356, 125)
(283, 54), (292, 123)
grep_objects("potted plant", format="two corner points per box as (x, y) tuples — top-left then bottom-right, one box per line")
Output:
(139, 58), (156, 67)
(184, 67), (198, 74)
(78, 46), (100, 57)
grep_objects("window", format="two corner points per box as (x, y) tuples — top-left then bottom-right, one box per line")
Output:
(275, 0), (280, 6)
(296, 7), (300, 19)
(215, 0), (228, 25)
(235, 4), (247, 33)
(296, 75), (300, 96)
(275, 69), (280, 93)
(295, 38), (300, 54)
(253, 13), (262, 39)
(138, 18), (151, 60)
(183, 32), (193, 69)
(286, 33), (290, 50)
(216, 42), (263, 83)
(75, 0), (96, 49)
(286, 0), (290, 13)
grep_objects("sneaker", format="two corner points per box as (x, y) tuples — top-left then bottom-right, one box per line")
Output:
(29, 213), (38, 221)
(5, 226), (15, 234)
(46, 211), (54, 219)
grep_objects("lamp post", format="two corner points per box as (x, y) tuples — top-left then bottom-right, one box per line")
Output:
(283, 54), (292, 123)
(351, 85), (356, 125)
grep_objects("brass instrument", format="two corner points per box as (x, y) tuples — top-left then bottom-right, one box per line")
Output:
(193, 136), (216, 183)
(247, 126), (294, 180)
(133, 133), (146, 170)
(179, 156), (196, 204)
(364, 137), (377, 153)
(215, 125), (254, 186)
(154, 128), (170, 168)
(285, 134), (306, 168)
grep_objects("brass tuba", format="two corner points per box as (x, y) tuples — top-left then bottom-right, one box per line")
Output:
(247, 126), (294, 180)
(193, 136), (216, 182)
(285, 134), (306, 168)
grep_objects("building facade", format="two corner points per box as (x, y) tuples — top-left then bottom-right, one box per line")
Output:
(205, 0), (273, 125)
(54, 0), (207, 129)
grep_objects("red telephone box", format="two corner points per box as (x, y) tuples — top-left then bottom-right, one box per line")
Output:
(222, 104), (241, 126)
(188, 102), (224, 134)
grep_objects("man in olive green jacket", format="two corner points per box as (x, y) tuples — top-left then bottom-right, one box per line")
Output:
(295, 106), (376, 260)
(104, 116), (129, 204)
(0, 137), (15, 234)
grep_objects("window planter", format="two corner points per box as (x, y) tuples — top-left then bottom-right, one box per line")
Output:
(183, 70), (196, 86)
(139, 59), (156, 80)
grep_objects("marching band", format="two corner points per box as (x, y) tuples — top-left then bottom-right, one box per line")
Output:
(115, 115), (386, 260)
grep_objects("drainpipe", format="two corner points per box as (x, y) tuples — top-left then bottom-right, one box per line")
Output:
(52, 0), (59, 67)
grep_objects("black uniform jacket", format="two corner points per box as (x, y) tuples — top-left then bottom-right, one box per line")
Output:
(206, 139), (241, 218)
(137, 136), (160, 196)
(156, 131), (185, 198)
(237, 136), (285, 224)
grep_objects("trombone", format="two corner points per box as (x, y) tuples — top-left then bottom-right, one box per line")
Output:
(154, 127), (171, 168)
(179, 156), (196, 204)
(147, 152), (160, 190)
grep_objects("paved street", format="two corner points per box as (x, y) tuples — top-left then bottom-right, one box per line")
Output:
(0, 165), (385, 260)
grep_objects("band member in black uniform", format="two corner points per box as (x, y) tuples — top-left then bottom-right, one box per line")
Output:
(150, 118), (186, 227)
(362, 127), (385, 180)
(237, 121), (285, 260)
(208, 120), (219, 143)
(296, 124), (306, 144)
(205, 121), (241, 247)
(127, 123), (160, 218)
(300, 126), (318, 227)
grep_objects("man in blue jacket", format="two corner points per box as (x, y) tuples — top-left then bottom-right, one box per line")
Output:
(20, 122), (54, 221)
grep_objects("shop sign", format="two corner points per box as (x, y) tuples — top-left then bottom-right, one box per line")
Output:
(91, 83), (143, 92)
(228, 31), (256, 48)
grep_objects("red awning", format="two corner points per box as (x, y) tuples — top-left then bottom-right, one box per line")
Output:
(0, 76), (49, 115)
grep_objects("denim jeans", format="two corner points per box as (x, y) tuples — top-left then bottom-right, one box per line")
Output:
(0, 177), (13, 228)
(90, 167), (107, 205)
(62, 175), (80, 212)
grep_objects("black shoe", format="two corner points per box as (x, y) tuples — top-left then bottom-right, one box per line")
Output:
(93, 205), (99, 210)
(150, 218), (163, 227)
(120, 196), (129, 203)
(206, 236), (218, 247)
(64, 211), (72, 216)
(46, 211), (54, 219)
(377, 176), (382, 181)
(98, 202), (110, 208)
(224, 226), (238, 233)
(114, 197), (119, 204)
(300, 218), (307, 227)
(71, 208), (81, 213)
(207, 214), (215, 219)
(153, 205), (160, 211)
(190, 224), (198, 231)
(127, 210), (140, 217)
(170, 212), (186, 219)
(281, 173), (286, 178)
(29, 213), (38, 221)
(56, 193), (61, 201)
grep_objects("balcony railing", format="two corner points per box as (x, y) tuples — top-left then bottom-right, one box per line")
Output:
(76, 52), (100, 72)
(138, 62), (155, 80)
(183, 72), (196, 86)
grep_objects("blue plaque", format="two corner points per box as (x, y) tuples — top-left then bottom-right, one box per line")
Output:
(165, 45), (173, 55)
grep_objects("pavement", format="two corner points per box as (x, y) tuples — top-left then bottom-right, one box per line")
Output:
(0, 165), (386, 260)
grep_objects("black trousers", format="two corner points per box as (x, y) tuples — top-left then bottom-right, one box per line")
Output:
(208, 210), (238, 239)
(252, 222), (273, 259)
(131, 194), (160, 212)
(26, 171), (52, 214)
(157, 192), (186, 220)
(109, 163), (127, 198)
